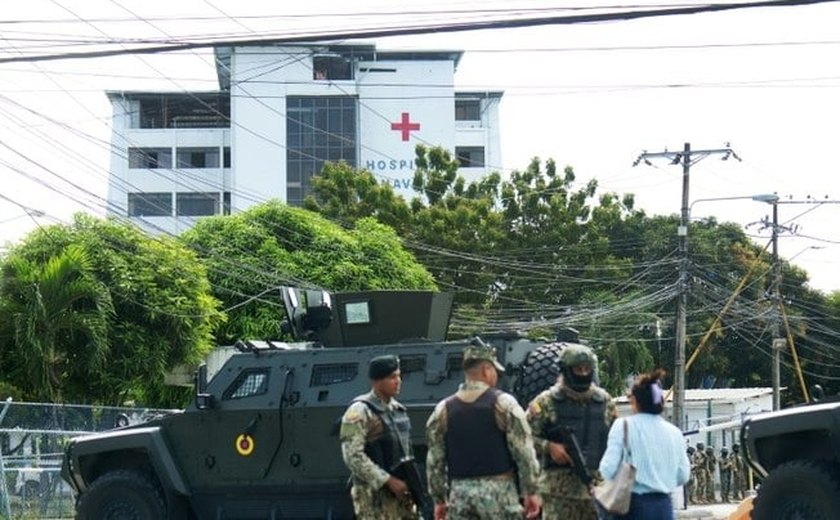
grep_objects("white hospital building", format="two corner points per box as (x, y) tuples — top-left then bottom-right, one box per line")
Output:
(106, 43), (503, 234)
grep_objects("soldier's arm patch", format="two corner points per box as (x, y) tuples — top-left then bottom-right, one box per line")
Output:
(343, 408), (363, 424)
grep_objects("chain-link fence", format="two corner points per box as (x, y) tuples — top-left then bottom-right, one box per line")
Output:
(0, 398), (177, 519)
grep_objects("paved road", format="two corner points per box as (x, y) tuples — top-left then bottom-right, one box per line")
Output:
(676, 501), (744, 520)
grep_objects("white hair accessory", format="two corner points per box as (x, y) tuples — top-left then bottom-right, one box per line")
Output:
(651, 381), (664, 405)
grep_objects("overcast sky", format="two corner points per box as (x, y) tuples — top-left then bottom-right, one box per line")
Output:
(1, 0), (840, 292)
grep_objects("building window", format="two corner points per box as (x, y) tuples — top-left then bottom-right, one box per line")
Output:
(137, 94), (230, 129)
(176, 147), (220, 169)
(223, 147), (231, 168)
(455, 146), (485, 168)
(312, 55), (353, 81)
(128, 148), (172, 169)
(176, 192), (220, 216)
(286, 96), (357, 206)
(223, 191), (231, 215)
(455, 99), (481, 121)
(128, 193), (172, 217)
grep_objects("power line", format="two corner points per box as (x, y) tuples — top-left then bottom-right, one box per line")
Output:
(0, 0), (835, 64)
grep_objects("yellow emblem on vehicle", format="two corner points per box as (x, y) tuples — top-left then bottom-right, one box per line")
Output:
(235, 433), (255, 456)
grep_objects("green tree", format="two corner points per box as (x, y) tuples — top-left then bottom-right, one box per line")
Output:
(304, 148), (840, 394)
(0, 214), (221, 406)
(182, 201), (436, 344)
(0, 245), (112, 402)
(308, 146), (641, 324)
(306, 148), (645, 369)
(304, 160), (412, 234)
(574, 290), (657, 396)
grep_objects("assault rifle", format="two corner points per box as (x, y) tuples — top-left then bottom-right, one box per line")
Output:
(393, 456), (434, 520)
(546, 425), (594, 487)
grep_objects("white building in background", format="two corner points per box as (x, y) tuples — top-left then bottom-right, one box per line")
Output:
(106, 42), (503, 234)
(616, 387), (774, 448)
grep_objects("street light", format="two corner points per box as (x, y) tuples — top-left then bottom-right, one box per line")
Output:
(751, 193), (784, 410)
(673, 192), (780, 427)
(689, 193), (779, 215)
(789, 245), (824, 262)
(698, 193), (791, 410)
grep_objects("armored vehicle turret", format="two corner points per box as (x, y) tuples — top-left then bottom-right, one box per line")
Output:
(61, 287), (588, 519)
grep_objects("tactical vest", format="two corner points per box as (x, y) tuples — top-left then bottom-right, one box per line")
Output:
(546, 388), (609, 471)
(354, 394), (412, 472)
(444, 388), (515, 478)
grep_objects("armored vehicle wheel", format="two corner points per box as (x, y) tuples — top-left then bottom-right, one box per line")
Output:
(752, 460), (840, 520)
(513, 343), (564, 406)
(76, 469), (166, 520)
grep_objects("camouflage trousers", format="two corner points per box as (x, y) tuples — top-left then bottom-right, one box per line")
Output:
(720, 471), (732, 501)
(705, 471), (716, 502)
(692, 470), (708, 503)
(735, 470), (749, 499)
(448, 475), (523, 519)
(351, 483), (417, 520)
(540, 467), (600, 520)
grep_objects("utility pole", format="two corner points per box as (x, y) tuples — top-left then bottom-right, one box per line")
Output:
(633, 143), (739, 429)
(676, 143), (689, 431)
(771, 202), (781, 410)
(766, 202), (786, 410)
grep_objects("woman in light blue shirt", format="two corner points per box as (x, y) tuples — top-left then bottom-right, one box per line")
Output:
(599, 370), (690, 520)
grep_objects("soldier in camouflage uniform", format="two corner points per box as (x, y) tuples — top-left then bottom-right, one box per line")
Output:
(732, 443), (749, 500)
(718, 447), (733, 502)
(704, 446), (718, 503)
(526, 345), (617, 520)
(426, 338), (541, 520)
(340, 355), (417, 520)
(691, 442), (708, 504)
(685, 446), (696, 505)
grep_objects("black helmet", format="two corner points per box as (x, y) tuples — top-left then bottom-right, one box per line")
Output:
(560, 345), (596, 392)
(697, 442), (705, 451)
(732, 443), (740, 452)
(705, 446), (714, 455)
(721, 447), (729, 455)
(687, 446), (696, 454)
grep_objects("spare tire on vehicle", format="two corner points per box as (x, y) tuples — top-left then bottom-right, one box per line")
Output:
(513, 342), (566, 406)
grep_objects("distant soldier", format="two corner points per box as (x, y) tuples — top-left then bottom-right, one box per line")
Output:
(340, 355), (417, 519)
(704, 446), (718, 503)
(685, 446), (696, 505)
(732, 443), (749, 500)
(719, 447), (734, 502)
(527, 345), (617, 520)
(426, 338), (541, 520)
(692, 442), (708, 504)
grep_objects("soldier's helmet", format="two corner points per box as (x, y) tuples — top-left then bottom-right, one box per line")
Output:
(732, 443), (740, 452)
(706, 446), (715, 455)
(560, 344), (597, 391)
(721, 447), (729, 455)
(687, 446), (696, 454)
(697, 442), (705, 451)
(561, 344), (596, 368)
(463, 337), (505, 372)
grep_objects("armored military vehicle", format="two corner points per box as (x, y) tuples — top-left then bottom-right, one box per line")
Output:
(61, 287), (584, 519)
(740, 397), (840, 519)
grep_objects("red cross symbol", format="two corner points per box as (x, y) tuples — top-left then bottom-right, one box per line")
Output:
(390, 112), (420, 141)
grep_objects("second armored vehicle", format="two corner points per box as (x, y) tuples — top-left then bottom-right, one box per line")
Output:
(741, 399), (840, 520)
